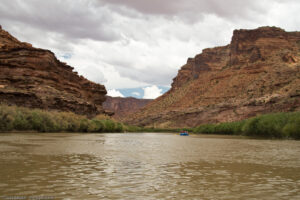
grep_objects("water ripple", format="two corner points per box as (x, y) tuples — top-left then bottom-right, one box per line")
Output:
(0, 133), (299, 199)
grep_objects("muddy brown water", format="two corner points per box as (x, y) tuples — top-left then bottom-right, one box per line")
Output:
(0, 133), (299, 200)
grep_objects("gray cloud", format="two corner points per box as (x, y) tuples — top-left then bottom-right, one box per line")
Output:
(0, 0), (120, 42)
(99, 0), (271, 22)
(117, 65), (177, 86)
(0, 0), (299, 91)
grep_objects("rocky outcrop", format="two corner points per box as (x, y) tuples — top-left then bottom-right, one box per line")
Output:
(125, 27), (300, 128)
(0, 26), (107, 117)
(103, 96), (152, 119)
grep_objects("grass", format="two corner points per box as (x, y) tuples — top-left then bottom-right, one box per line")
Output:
(0, 104), (124, 133)
(192, 112), (300, 139)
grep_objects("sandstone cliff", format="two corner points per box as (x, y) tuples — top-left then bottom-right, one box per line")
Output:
(103, 96), (152, 120)
(0, 26), (107, 117)
(125, 27), (300, 128)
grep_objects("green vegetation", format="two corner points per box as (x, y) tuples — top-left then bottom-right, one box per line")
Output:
(192, 112), (300, 139)
(125, 112), (300, 139)
(1, 104), (299, 139)
(0, 104), (124, 133)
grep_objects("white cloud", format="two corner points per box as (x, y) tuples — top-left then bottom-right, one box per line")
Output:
(0, 0), (300, 91)
(132, 92), (141, 96)
(107, 89), (124, 97)
(143, 85), (162, 99)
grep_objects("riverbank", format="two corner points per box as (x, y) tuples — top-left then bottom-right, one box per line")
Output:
(126, 112), (300, 140)
(1, 104), (299, 139)
(0, 104), (124, 133)
(191, 112), (300, 139)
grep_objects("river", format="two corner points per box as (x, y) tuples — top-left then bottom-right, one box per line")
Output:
(0, 133), (299, 199)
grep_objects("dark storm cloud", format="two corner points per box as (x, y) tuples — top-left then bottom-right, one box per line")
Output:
(0, 0), (120, 42)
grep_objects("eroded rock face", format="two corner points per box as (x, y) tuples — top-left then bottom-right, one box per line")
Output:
(0, 27), (107, 117)
(103, 96), (152, 120)
(125, 27), (300, 128)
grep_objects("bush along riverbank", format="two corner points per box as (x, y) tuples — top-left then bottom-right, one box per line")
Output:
(1, 104), (299, 139)
(0, 104), (124, 133)
(192, 112), (300, 139)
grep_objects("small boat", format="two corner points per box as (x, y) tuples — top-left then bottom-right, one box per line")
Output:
(180, 131), (189, 136)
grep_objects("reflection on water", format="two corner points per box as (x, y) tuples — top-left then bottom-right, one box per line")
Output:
(0, 133), (300, 199)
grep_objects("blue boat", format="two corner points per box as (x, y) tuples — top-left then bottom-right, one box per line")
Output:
(180, 131), (189, 136)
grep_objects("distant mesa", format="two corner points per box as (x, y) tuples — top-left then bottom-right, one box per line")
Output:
(0, 27), (107, 117)
(103, 96), (152, 120)
(125, 26), (300, 128)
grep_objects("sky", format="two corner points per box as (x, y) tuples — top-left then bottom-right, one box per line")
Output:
(0, 0), (300, 99)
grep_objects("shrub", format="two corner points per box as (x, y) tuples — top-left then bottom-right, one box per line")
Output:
(79, 119), (89, 132)
(0, 104), (299, 139)
(0, 106), (14, 131)
(102, 120), (116, 132)
(192, 121), (244, 135)
(115, 122), (124, 132)
(282, 112), (300, 139)
(87, 119), (102, 132)
(193, 112), (300, 139)
(282, 123), (299, 139)
(242, 117), (260, 136)
(124, 125), (143, 132)
(0, 104), (125, 133)
(193, 124), (216, 134)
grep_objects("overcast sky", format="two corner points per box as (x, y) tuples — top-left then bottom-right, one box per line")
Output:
(1, 0), (300, 98)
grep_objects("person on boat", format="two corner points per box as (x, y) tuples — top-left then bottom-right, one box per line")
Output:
(180, 130), (189, 135)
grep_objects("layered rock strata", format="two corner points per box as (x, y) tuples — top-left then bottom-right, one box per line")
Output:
(0, 26), (107, 117)
(125, 27), (300, 128)
(103, 96), (152, 120)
